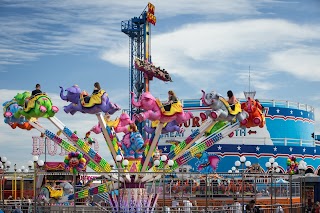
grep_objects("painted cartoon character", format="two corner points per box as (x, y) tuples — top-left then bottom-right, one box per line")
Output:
(90, 112), (134, 134)
(14, 91), (58, 119)
(59, 85), (120, 115)
(143, 120), (184, 134)
(195, 151), (220, 174)
(119, 130), (145, 159)
(241, 97), (265, 128)
(131, 91), (193, 124)
(3, 99), (33, 130)
(200, 90), (248, 124)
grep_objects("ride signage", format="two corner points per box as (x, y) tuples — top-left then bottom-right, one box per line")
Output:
(147, 2), (156, 25)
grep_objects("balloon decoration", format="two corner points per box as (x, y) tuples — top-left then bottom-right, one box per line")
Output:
(286, 155), (298, 174)
(64, 152), (86, 174)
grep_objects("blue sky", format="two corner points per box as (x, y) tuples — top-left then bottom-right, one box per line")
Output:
(1, 0), (320, 171)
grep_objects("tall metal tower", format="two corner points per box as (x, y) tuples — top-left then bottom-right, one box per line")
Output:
(121, 3), (156, 134)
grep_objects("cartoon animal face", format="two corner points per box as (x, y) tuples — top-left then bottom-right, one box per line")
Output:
(204, 91), (219, 105)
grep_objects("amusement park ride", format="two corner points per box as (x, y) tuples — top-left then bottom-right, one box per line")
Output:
(2, 3), (266, 212)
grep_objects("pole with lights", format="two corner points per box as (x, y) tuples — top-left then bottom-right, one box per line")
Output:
(234, 156), (251, 213)
(228, 166), (240, 199)
(113, 155), (129, 213)
(298, 160), (307, 212)
(154, 155), (174, 213)
(28, 156), (44, 213)
(0, 157), (11, 210)
(16, 166), (28, 199)
(265, 157), (280, 213)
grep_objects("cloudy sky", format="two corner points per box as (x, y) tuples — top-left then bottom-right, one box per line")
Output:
(1, 0), (320, 171)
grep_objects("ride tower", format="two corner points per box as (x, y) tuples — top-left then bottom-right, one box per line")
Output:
(121, 3), (156, 136)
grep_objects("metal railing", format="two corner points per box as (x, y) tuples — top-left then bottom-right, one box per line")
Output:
(0, 172), (312, 213)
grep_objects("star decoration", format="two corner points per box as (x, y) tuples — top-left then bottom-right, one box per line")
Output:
(276, 109), (280, 113)
(237, 146), (241, 151)
(300, 112), (303, 115)
(218, 145), (222, 150)
(303, 148), (306, 152)
(163, 146), (167, 151)
(256, 146), (260, 151)
(314, 149), (317, 153)
(289, 147), (293, 152)
(290, 110), (293, 114)
(273, 147), (277, 152)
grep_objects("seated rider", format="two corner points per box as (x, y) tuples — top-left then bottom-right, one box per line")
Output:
(164, 90), (178, 111)
(227, 90), (238, 111)
(84, 82), (101, 103)
(32, 83), (43, 96)
(25, 83), (43, 108)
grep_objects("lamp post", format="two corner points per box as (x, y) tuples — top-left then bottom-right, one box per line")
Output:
(265, 157), (280, 213)
(0, 157), (11, 210)
(298, 160), (307, 212)
(234, 156), (251, 213)
(113, 155), (129, 213)
(154, 155), (174, 213)
(19, 166), (28, 199)
(28, 156), (44, 213)
(228, 166), (239, 199)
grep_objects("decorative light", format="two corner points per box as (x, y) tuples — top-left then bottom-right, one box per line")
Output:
(265, 162), (271, 168)
(245, 161), (251, 168)
(298, 164), (303, 170)
(0, 165), (3, 170)
(1, 157), (7, 163)
(109, 160), (115, 168)
(231, 166), (236, 171)
(5, 161), (11, 168)
(235, 170), (240, 173)
(275, 168), (281, 173)
(27, 161), (33, 168)
(122, 159), (129, 167)
(235, 161), (241, 167)
(167, 160), (174, 167)
(37, 160), (44, 167)
(240, 156), (246, 163)
(24, 169), (29, 173)
(228, 170), (232, 173)
(160, 155), (167, 162)
(273, 162), (279, 168)
(116, 155), (122, 162)
(269, 157), (275, 164)
(17, 169), (21, 173)
(154, 159), (160, 167)
(21, 166), (25, 171)
(32, 156), (39, 162)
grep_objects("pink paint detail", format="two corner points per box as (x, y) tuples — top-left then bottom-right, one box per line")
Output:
(130, 91), (194, 124)
(253, 117), (261, 125)
(39, 106), (47, 112)
(228, 132), (234, 138)
(241, 119), (248, 125)
(199, 112), (207, 121)
(52, 106), (59, 113)
(4, 111), (12, 117)
(210, 111), (218, 119)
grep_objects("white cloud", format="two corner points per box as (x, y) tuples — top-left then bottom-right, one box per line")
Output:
(0, 0), (262, 65)
(268, 48), (320, 80)
(102, 19), (320, 89)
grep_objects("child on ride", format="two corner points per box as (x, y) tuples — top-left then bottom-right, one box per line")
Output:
(164, 90), (178, 111)
(32, 83), (42, 96)
(84, 82), (101, 103)
(227, 90), (238, 110)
